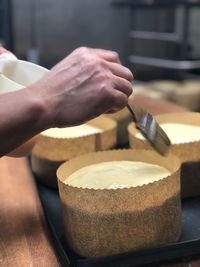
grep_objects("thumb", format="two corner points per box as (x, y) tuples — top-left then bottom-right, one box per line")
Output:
(0, 47), (17, 59)
(0, 47), (10, 54)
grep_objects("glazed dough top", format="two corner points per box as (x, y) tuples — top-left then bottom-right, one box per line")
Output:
(64, 161), (170, 189)
(136, 123), (200, 144)
(42, 124), (102, 138)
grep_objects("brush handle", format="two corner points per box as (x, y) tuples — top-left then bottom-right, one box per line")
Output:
(127, 102), (144, 123)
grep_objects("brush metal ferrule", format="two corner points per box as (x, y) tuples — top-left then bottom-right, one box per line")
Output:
(137, 112), (158, 143)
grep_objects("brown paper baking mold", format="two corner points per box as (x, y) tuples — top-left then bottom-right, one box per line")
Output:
(104, 108), (132, 146)
(31, 116), (117, 188)
(128, 112), (200, 198)
(171, 81), (200, 111)
(57, 149), (181, 258)
(149, 80), (179, 100)
(131, 84), (168, 100)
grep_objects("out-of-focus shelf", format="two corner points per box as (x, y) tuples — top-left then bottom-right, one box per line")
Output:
(112, 0), (200, 7)
(113, 0), (200, 79)
(129, 55), (200, 70)
(129, 31), (180, 42)
(0, 0), (13, 50)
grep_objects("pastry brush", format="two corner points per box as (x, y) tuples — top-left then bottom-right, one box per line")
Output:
(127, 101), (171, 155)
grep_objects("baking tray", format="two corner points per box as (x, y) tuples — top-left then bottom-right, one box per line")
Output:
(35, 180), (200, 267)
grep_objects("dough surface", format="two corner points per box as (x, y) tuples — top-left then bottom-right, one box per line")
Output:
(42, 124), (102, 138)
(65, 161), (170, 189)
(136, 123), (200, 144)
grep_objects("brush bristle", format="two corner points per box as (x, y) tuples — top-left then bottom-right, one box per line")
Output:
(137, 115), (171, 155)
(153, 126), (171, 155)
(127, 102), (171, 155)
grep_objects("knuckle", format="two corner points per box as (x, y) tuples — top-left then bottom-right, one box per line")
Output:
(99, 58), (107, 67)
(116, 93), (128, 108)
(95, 64), (111, 79)
(116, 77), (133, 96)
(125, 68), (134, 81)
(102, 88), (128, 111)
(74, 46), (90, 57)
(126, 81), (133, 96)
(99, 84), (114, 102)
(85, 56), (98, 69)
(111, 51), (119, 61)
(82, 54), (101, 72)
(93, 58), (108, 72)
(99, 82), (110, 94)
(99, 71), (112, 84)
(75, 46), (89, 54)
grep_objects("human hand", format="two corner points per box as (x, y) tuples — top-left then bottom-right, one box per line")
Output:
(0, 47), (16, 59)
(0, 47), (37, 157)
(0, 47), (9, 54)
(29, 47), (133, 128)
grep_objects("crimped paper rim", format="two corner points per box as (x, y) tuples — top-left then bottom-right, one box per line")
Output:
(32, 115), (117, 161)
(40, 116), (116, 140)
(128, 112), (200, 166)
(128, 111), (200, 146)
(57, 148), (180, 192)
(58, 148), (181, 257)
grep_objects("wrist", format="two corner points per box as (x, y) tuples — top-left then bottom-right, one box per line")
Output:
(22, 85), (52, 133)
(0, 86), (51, 157)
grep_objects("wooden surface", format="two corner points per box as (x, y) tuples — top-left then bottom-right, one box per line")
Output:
(0, 96), (199, 267)
(0, 157), (60, 267)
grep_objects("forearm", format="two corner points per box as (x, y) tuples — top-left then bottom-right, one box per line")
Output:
(0, 47), (133, 157)
(0, 88), (48, 156)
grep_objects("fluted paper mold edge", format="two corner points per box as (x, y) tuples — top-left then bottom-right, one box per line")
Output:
(57, 149), (181, 257)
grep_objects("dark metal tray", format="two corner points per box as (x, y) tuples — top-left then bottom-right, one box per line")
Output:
(36, 182), (200, 267)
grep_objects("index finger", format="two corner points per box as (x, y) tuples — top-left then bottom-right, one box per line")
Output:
(91, 48), (121, 63)
(108, 61), (133, 82)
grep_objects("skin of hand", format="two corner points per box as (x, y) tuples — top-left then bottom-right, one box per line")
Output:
(0, 47), (39, 157)
(0, 47), (133, 156)
(0, 47), (9, 53)
(29, 47), (133, 128)
(0, 47), (15, 57)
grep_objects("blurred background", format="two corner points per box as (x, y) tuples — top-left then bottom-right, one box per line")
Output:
(1, 0), (200, 109)
(0, 0), (129, 68)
